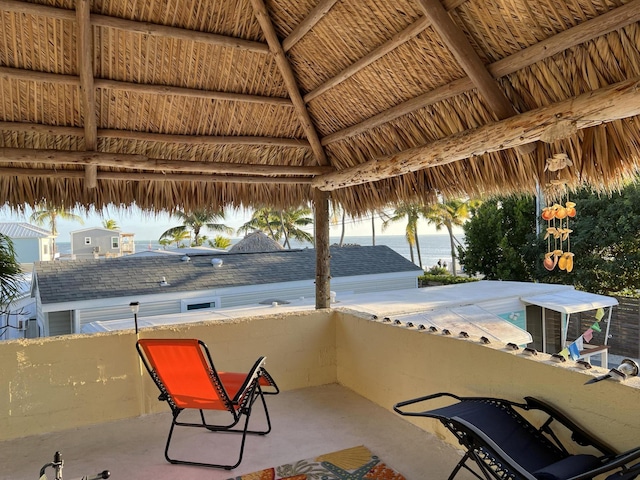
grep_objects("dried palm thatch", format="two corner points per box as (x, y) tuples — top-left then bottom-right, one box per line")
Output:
(229, 231), (285, 252)
(0, 0), (639, 216)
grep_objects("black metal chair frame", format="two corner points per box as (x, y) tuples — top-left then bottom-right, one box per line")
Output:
(137, 339), (279, 470)
(394, 393), (640, 480)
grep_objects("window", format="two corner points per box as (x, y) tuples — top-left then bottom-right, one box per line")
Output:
(84, 237), (91, 245)
(187, 302), (214, 311)
(43, 244), (49, 254)
(111, 237), (120, 249)
(181, 297), (221, 313)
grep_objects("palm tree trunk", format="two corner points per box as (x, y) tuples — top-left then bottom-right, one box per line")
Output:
(371, 215), (376, 246)
(193, 226), (201, 246)
(280, 211), (291, 249)
(339, 211), (346, 246)
(446, 223), (457, 276)
(414, 231), (423, 269)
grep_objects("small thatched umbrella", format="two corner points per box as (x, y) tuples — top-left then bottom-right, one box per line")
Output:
(229, 232), (285, 253)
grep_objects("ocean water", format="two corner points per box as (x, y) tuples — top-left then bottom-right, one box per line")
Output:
(55, 233), (463, 269)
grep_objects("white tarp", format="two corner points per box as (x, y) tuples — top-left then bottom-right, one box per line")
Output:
(520, 289), (618, 314)
(390, 304), (533, 346)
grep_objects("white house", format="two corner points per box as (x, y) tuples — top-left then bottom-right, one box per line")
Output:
(0, 273), (37, 341)
(31, 245), (423, 336)
(0, 222), (55, 266)
(70, 227), (135, 259)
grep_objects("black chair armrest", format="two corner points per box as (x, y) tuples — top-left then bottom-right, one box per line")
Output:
(524, 397), (616, 455)
(231, 356), (267, 404)
(567, 446), (640, 480)
(393, 392), (462, 416)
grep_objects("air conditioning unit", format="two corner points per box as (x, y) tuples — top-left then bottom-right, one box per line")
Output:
(92, 246), (100, 253)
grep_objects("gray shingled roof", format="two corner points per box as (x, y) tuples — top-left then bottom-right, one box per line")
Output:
(0, 222), (52, 238)
(34, 245), (422, 304)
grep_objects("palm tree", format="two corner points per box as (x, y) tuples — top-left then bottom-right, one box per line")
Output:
(330, 204), (346, 246)
(163, 229), (191, 248)
(0, 234), (22, 310)
(29, 202), (84, 253)
(236, 208), (280, 240)
(424, 198), (479, 276)
(160, 210), (232, 247)
(208, 235), (232, 249)
(279, 208), (314, 248)
(381, 204), (427, 268)
(102, 219), (119, 230)
(237, 207), (314, 248)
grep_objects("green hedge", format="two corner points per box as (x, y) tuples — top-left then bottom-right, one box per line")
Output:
(418, 274), (479, 287)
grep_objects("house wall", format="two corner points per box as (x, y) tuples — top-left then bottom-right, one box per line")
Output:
(46, 272), (419, 333)
(12, 237), (43, 264)
(335, 312), (640, 453)
(1, 309), (638, 453)
(71, 230), (121, 258)
(0, 310), (336, 441)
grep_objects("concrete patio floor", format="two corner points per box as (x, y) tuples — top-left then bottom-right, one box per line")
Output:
(2, 384), (475, 480)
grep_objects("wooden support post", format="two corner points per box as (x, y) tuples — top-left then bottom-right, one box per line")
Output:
(314, 189), (331, 309)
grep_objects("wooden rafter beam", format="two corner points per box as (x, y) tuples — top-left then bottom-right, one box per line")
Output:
(304, 0), (464, 103)
(322, 0), (640, 145)
(0, 122), (309, 148)
(415, 0), (535, 155)
(0, 67), (293, 107)
(282, 0), (340, 52)
(76, 0), (97, 188)
(416, 0), (516, 120)
(249, 0), (329, 166)
(0, 148), (333, 176)
(0, 167), (312, 184)
(312, 77), (640, 191)
(1, 0), (268, 54)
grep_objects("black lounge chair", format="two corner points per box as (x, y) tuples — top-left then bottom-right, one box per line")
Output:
(394, 393), (640, 480)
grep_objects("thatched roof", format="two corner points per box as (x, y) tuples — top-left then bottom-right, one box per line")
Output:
(1, 0), (640, 215)
(229, 231), (285, 253)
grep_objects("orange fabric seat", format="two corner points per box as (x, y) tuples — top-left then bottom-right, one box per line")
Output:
(136, 338), (279, 469)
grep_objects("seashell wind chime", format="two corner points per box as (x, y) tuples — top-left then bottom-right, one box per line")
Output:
(542, 153), (576, 272)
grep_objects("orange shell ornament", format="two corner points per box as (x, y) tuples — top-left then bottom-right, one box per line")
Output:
(541, 208), (555, 221)
(564, 252), (575, 272)
(565, 201), (577, 218)
(543, 252), (557, 271)
(555, 206), (568, 219)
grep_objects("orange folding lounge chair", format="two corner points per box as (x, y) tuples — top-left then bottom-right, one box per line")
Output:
(136, 338), (279, 469)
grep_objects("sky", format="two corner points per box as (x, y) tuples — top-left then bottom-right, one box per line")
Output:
(0, 204), (453, 241)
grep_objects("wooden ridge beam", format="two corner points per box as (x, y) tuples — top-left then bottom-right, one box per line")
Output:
(313, 76), (640, 191)
(322, 0), (640, 145)
(0, 122), (309, 147)
(0, 67), (292, 107)
(1, 0), (268, 54)
(0, 167), (312, 184)
(76, 0), (98, 188)
(250, 0), (329, 166)
(0, 148), (333, 176)
(282, 0), (340, 52)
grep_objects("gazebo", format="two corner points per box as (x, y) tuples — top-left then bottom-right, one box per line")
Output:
(1, 0), (639, 307)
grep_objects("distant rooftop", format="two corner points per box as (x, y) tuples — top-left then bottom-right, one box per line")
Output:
(0, 222), (52, 238)
(34, 245), (422, 304)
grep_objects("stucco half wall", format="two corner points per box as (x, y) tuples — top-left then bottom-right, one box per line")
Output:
(1, 310), (639, 452)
